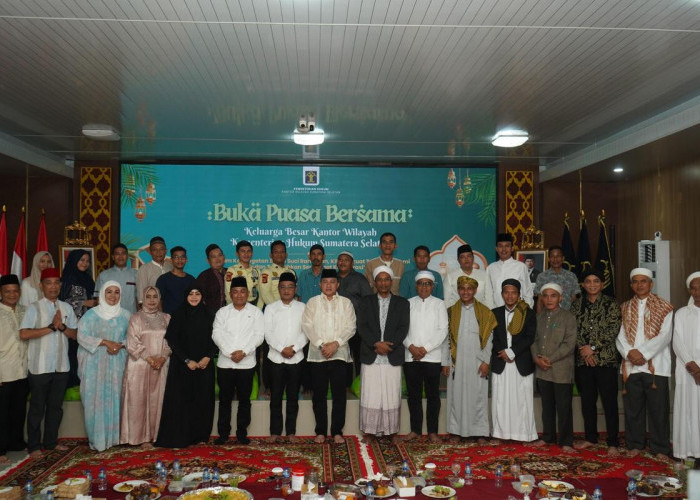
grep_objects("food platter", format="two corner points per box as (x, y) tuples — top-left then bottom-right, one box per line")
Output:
(538, 480), (575, 493)
(182, 473), (245, 484)
(114, 480), (150, 493)
(360, 486), (396, 498)
(421, 485), (456, 498)
(178, 487), (253, 500)
(645, 475), (682, 491)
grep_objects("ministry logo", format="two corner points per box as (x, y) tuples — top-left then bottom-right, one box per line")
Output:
(303, 166), (320, 186)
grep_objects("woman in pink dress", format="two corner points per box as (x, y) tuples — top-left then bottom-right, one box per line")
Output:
(120, 286), (171, 447)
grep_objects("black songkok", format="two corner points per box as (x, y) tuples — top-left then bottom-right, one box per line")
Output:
(279, 272), (296, 284)
(230, 276), (248, 289)
(0, 274), (20, 287)
(496, 233), (514, 244)
(457, 244), (473, 256)
(501, 278), (521, 291)
(321, 269), (338, 280)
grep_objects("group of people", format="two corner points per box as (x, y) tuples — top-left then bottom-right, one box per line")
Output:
(1, 231), (699, 465)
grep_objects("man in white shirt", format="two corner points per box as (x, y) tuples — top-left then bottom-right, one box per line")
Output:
(212, 276), (264, 445)
(486, 233), (533, 307)
(19, 268), (78, 458)
(403, 271), (448, 443)
(302, 269), (356, 444)
(616, 268), (673, 459)
(136, 236), (172, 308)
(264, 272), (307, 442)
(444, 244), (493, 308)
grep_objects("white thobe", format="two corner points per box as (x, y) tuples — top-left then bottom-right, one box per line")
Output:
(672, 304), (700, 459)
(446, 304), (492, 437)
(486, 258), (533, 307)
(404, 295), (448, 363)
(491, 307), (538, 441)
(444, 268), (493, 309)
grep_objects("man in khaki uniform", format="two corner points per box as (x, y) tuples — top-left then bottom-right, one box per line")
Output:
(225, 240), (262, 308)
(259, 240), (296, 307)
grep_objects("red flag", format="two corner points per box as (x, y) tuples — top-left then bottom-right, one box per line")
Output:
(0, 207), (8, 276)
(11, 209), (27, 279)
(36, 210), (48, 253)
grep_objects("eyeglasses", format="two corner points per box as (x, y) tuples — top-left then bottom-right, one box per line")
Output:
(416, 281), (434, 287)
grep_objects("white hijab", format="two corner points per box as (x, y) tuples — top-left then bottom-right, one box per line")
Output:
(95, 280), (123, 320)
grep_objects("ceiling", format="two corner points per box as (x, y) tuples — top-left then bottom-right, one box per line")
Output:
(2, 0), (700, 179)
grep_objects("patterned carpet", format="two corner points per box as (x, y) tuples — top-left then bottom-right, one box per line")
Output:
(369, 436), (676, 480)
(0, 436), (365, 489)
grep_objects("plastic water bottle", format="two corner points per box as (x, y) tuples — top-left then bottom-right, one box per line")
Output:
(172, 460), (183, 481)
(212, 467), (221, 484)
(464, 462), (473, 485)
(495, 464), (503, 487)
(365, 483), (375, 498)
(593, 485), (603, 500)
(24, 480), (33, 500)
(627, 479), (637, 499)
(202, 467), (211, 487)
(84, 470), (93, 491)
(401, 459), (410, 476)
(97, 467), (108, 491)
(46, 490), (55, 500)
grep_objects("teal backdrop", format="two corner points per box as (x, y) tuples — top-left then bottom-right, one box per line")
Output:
(120, 164), (497, 275)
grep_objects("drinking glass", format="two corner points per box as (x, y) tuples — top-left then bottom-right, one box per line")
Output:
(510, 463), (520, 480)
(451, 462), (461, 479)
(272, 467), (284, 490)
(424, 463), (436, 486)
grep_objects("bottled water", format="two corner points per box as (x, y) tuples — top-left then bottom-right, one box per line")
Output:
(212, 467), (221, 484)
(593, 485), (603, 500)
(495, 464), (503, 487)
(172, 460), (183, 482)
(401, 460), (410, 476)
(464, 462), (473, 485)
(84, 470), (93, 491)
(24, 480), (33, 500)
(627, 479), (637, 499)
(202, 467), (211, 488)
(97, 468), (108, 491)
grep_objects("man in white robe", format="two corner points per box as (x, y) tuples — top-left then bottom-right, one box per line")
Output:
(486, 233), (533, 307)
(672, 272), (700, 460)
(490, 279), (538, 443)
(444, 276), (497, 442)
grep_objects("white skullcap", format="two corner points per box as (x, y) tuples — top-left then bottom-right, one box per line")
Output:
(373, 265), (394, 280)
(686, 272), (700, 288)
(630, 268), (653, 280)
(540, 282), (563, 295)
(415, 271), (435, 282)
(337, 251), (354, 260)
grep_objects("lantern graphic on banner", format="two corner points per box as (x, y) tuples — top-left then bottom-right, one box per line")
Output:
(135, 195), (147, 222)
(447, 168), (456, 189)
(463, 169), (472, 195)
(146, 182), (157, 205)
(124, 175), (136, 197)
(455, 187), (465, 207)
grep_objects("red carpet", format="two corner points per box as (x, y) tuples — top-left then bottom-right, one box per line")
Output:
(0, 437), (366, 489)
(369, 436), (676, 480)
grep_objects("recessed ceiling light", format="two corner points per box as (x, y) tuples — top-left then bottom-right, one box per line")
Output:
(293, 128), (324, 146)
(613, 167), (624, 173)
(492, 129), (528, 148)
(82, 124), (120, 141)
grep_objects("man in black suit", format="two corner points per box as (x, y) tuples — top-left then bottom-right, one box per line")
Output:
(490, 278), (539, 444)
(357, 265), (410, 444)
(524, 255), (541, 284)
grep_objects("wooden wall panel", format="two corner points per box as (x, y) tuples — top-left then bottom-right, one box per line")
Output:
(617, 163), (700, 307)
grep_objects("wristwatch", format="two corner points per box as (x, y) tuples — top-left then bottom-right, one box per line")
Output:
(590, 345), (596, 351)
(47, 324), (57, 331)
(58, 324), (67, 332)
(184, 358), (191, 364)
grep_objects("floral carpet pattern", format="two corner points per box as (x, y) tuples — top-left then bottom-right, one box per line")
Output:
(0, 437), (365, 489)
(370, 436), (676, 480)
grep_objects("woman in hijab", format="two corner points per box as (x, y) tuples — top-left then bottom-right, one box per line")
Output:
(76, 281), (130, 451)
(20, 251), (54, 306)
(60, 249), (96, 387)
(121, 286), (171, 447)
(155, 285), (217, 448)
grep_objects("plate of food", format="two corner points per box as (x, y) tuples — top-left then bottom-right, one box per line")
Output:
(421, 485), (456, 498)
(329, 483), (361, 499)
(645, 475), (682, 491)
(177, 487), (253, 500)
(125, 483), (161, 500)
(539, 480), (575, 493)
(40, 485), (58, 495)
(354, 474), (389, 486)
(182, 473), (244, 484)
(635, 480), (662, 498)
(361, 485), (396, 498)
(114, 480), (150, 493)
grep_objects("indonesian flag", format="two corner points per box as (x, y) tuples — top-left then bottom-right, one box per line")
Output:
(11, 210), (26, 279)
(0, 209), (8, 276)
(36, 211), (49, 253)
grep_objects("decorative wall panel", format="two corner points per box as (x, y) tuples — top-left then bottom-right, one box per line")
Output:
(79, 167), (112, 273)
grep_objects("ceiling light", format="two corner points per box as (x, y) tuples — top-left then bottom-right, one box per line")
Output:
(613, 167), (624, 173)
(491, 129), (528, 148)
(82, 124), (120, 141)
(293, 128), (324, 146)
